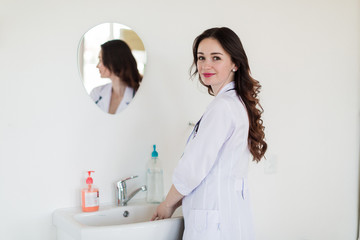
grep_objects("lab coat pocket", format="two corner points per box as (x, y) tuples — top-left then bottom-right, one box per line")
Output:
(187, 209), (220, 239)
(235, 178), (248, 200)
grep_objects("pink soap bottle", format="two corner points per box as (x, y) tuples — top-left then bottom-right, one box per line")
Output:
(81, 171), (99, 212)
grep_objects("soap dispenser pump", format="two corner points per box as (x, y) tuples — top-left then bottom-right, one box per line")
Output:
(81, 171), (99, 212)
(146, 145), (164, 203)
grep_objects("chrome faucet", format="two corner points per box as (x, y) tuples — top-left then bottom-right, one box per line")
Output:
(116, 175), (147, 206)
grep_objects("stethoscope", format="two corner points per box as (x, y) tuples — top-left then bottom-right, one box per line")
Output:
(95, 96), (102, 104)
(186, 88), (235, 144)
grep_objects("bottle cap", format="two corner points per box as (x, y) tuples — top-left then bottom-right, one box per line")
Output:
(151, 145), (158, 158)
(86, 171), (94, 184)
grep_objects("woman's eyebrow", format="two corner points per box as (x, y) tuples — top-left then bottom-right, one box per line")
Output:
(197, 52), (223, 55)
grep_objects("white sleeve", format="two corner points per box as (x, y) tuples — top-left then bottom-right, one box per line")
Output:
(172, 98), (235, 196)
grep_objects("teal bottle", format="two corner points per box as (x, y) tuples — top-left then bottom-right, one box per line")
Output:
(146, 145), (164, 203)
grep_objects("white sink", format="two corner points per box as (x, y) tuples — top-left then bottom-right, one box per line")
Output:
(53, 200), (184, 240)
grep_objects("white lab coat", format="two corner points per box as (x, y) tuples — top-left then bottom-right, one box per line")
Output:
(90, 83), (135, 114)
(173, 81), (255, 240)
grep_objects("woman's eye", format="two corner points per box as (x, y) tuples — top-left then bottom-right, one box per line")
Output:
(213, 56), (221, 61)
(198, 56), (205, 61)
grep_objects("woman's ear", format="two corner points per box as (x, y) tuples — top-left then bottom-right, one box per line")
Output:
(232, 64), (238, 72)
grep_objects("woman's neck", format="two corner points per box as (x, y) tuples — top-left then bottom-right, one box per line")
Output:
(110, 76), (127, 96)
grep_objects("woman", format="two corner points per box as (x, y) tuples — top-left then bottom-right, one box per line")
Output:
(90, 39), (142, 114)
(151, 27), (267, 240)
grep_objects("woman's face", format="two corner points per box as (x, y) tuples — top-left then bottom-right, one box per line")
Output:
(96, 51), (112, 78)
(197, 38), (237, 95)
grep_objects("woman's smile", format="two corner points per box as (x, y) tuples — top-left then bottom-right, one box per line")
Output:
(203, 73), (216, 78)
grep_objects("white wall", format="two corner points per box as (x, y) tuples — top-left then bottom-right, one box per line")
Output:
(0, 0), (358, 239)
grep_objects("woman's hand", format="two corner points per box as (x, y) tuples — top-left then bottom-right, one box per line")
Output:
(151, 201), (176, 221)
(150, 185), (183, 221)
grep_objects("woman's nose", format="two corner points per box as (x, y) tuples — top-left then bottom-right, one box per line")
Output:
(198, 60), (212, 70)
(203, 61), (212, 69)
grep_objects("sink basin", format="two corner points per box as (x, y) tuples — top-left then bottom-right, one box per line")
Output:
(53, 200), (184, 240)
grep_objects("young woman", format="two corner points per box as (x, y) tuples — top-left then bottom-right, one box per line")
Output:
(90, 39), (142, 114)
(151, 27), (267, 240)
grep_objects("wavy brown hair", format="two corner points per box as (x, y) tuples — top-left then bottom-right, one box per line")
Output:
(101, 39), (142, 91)
(191, 27), (267, 162)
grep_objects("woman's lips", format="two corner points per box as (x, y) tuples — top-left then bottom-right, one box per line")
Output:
(203, 73), (215, 78)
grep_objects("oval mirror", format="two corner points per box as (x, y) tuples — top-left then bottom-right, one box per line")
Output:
(78, 23), (146, 114)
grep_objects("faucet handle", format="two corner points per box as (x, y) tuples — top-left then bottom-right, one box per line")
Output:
(120, 175), (138, 183)
(117, 175), (138, 188)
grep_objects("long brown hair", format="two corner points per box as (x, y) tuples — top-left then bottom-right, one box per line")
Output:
(191, 27), (267, 162)
(101, 39), (142, 91)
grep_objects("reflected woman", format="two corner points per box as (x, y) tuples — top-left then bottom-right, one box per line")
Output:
(90, 39), (142, 114)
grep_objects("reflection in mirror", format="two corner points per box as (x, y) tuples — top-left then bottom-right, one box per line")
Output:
(78, 23), (146, 114)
